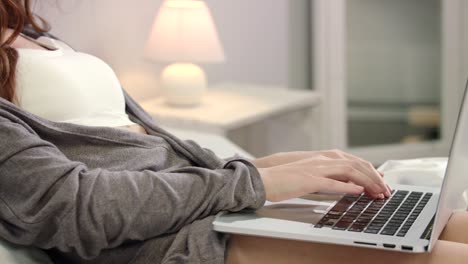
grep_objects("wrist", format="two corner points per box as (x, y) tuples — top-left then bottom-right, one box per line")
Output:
(257, 168), (273, 201)
(251, 158), (271, 168)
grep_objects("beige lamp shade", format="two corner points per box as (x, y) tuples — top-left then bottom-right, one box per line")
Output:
(145, 0), (225, 63)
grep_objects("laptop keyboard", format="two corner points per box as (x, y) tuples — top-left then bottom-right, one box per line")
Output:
(420, 215), (435, 240)
(314, 190), (433, 237)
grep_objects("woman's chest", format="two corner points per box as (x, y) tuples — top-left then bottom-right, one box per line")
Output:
(16, 51), (125, 121)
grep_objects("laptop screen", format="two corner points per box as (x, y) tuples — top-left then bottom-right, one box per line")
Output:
(430, 81), (468, 250)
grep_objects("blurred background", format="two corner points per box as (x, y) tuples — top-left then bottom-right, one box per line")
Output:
(34, 0), (468, 164)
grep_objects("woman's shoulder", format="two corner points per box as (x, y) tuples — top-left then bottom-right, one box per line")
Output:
(21, 26), (75, 52)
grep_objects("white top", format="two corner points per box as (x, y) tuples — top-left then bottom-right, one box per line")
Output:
(15, 35), (136, 127)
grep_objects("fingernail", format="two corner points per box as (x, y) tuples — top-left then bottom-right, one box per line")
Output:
(385, 190), (391, 197)
(378, 193), (384, 199)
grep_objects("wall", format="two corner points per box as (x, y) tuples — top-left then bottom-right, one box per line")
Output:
(34, 0), (309, 101)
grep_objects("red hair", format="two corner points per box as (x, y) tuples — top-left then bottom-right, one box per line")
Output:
(0, 0), (49, 103)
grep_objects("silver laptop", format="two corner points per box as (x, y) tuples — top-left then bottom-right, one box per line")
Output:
(213, 84), (468, 253)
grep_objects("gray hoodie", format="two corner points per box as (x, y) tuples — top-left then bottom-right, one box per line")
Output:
(0, 91), (266, 264)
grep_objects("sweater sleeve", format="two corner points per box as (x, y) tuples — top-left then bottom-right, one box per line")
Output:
(0, 118), (266, 259)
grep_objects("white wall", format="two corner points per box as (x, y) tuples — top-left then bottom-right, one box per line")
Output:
(34, 0), (308, 101)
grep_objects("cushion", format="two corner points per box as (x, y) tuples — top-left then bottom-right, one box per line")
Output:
(0, 238), (52, 264)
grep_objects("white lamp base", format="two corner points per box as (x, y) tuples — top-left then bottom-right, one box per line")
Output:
(160, 63), (207, 106)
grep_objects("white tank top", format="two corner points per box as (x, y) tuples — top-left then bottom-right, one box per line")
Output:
(15, 34), (136, 127)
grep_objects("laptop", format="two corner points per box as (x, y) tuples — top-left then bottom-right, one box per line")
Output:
(213, 84), (468, 253)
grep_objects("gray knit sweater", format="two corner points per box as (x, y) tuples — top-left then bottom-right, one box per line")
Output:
(0, 91), (266, 263)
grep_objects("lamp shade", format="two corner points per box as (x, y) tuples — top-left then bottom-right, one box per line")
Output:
(145, 0), (225, 63)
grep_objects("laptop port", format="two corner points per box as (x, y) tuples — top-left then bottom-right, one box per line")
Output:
(354, 241), (377, 246)
(383, 244), (396, 249)
(402, 246), (413, 251)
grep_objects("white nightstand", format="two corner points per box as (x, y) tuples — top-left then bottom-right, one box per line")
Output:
(140, 83), (321, 157)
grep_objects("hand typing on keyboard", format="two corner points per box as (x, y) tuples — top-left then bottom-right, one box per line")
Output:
(253, 150), (392, 202)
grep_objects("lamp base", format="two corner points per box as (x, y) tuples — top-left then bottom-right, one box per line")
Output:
(160, 63), (207, 106)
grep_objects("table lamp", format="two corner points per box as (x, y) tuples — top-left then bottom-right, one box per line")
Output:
(145, 0), (225, 106)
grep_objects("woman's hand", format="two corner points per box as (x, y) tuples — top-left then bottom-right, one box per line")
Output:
(255, 150), (391, 202)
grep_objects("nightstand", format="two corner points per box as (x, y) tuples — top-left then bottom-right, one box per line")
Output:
(140, 83), (321, 157)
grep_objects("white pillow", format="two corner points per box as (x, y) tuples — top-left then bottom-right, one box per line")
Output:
(379, 157), (468, 210)
(0, 238), (52, 264)
(378, 157), (448, 187)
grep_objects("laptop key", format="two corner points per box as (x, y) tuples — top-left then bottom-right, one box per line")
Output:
(396, 232), (407, 237)
(333, 221), (352, 230)
(327, 211), (343, 216)
(364, 229), (380, 234)
(327, 214), (341, 220)
(349, 226), (365, 232)
(381, 229), (397, 236)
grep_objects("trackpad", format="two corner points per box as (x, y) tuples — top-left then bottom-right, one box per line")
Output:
(256, 193), (342, 225)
